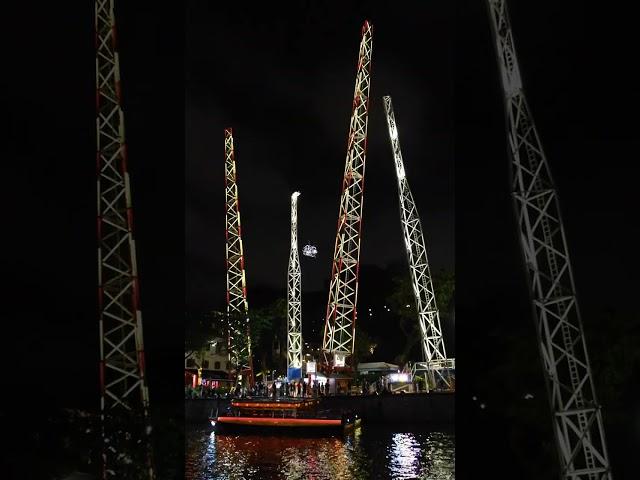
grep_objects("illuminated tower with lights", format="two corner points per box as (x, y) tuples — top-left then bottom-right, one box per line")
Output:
(487, 1), (612, 478)
(287, 192), (303, 380)
(224, 128), (254, 387)
(322, 20), (373, 371)
(382, 96), (454, 391)
(95, 0), (155, 478)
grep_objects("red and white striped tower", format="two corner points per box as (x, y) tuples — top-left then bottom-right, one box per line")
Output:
(322, 21), (373, 372)
(224, 128), (254, 387)
(95, 0), (155, 478)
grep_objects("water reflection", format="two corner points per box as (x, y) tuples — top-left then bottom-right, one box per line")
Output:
(388, 431), (454, 479)
(186, 426), (454, 479)
(389, 433), (421, 478)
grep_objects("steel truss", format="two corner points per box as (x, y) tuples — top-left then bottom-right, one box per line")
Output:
(382, 96), (454, 391)
(322, 21), (373, 369)
(95, 0), (155, 478)
(287, 192), (303, 378)
(487, 1), (612, 478)
(224, 128), (254, 387)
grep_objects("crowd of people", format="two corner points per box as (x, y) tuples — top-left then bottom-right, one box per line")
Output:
(185, 375), (447, 399)
(185, 378), (345, 399)
(185, 384), (233, 399)
(232, 379), (325, 399)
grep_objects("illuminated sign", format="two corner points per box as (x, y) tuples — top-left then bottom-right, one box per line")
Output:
(306, 361), (316, 373)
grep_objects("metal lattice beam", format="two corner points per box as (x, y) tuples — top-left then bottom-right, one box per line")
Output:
(95, 0), (155, 478)
(382, 96), (454, 391)
(287, 192), (303, 377)
(224, 128), (254, 387)
(322, 21), (373, 369)
(487, 1), (612, 478)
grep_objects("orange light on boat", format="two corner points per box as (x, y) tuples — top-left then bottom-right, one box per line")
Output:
(231, 400), (318, 410)
(216, 416), (341, 427)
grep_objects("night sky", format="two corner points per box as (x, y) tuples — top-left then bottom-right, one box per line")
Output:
(2, 0), (640, 478)
(186, 0), (454, 313)
(3, 2), (185, 411)
(455, 0), (640, 476)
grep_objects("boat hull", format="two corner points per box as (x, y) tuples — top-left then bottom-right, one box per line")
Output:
(210, 416), (360, 436)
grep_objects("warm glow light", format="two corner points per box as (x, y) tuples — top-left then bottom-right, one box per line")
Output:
(216, 416), (341, 427)
(231, 400), (317, 409)
(389, 373), (409, 383)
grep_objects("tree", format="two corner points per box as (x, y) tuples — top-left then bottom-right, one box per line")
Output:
(352, 326), (374, 366)
(386, 269), (455, 365)
(433, 269), (455, 318)
(184, 311), (225, 359)
(248, 298), (287, 378)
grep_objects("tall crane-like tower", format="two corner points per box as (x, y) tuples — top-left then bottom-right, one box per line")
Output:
(287, 192), (303, 380)
(382, 96), (454, 391)
(95, 0), (155, 478)
(487, 1), (612, 478)
(224, 128), (254, 388)
(322, 20), (373, 370)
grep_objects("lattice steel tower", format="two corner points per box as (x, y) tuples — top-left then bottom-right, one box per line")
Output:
(322, 20), (373, 370)
(224, 128), (254, 387)
(287, 192), (303, 380)
(382, 96), (454, 391)
(95, 0), (155, 478)
(487, 1), (611, 478)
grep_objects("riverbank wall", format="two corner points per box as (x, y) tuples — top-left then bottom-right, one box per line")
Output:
(185, 392), (454, 425)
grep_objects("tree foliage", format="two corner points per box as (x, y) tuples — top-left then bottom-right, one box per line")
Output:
(385, 269), (455, 366)
(184, 311), (225, 357)
(352, 327), (374, 366)
(248, 298), (287, 376)
(584, 308), (640, 413)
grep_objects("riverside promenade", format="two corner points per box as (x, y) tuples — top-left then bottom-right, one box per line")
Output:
(186, 391), (454, 425)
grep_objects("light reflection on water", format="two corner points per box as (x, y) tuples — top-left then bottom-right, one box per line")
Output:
(186, 425), (454, 479)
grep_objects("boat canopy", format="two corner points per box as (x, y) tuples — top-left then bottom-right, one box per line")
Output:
(356, 362), (399, 373)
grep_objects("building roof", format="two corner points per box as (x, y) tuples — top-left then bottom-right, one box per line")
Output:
(356, 362), (399, 372)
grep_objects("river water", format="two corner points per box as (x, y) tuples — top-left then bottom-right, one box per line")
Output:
(185, 424), (454, 479)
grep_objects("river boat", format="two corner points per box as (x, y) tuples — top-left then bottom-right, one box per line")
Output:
(209, 397), (361, 435)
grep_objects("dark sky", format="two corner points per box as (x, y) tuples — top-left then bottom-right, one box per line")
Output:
(3, 0), (639, 476)
(186, 0), (454, 312)
(455, 0), (640, 374)
(455, 0), (640, 476)
(3, 2), (185, 410)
